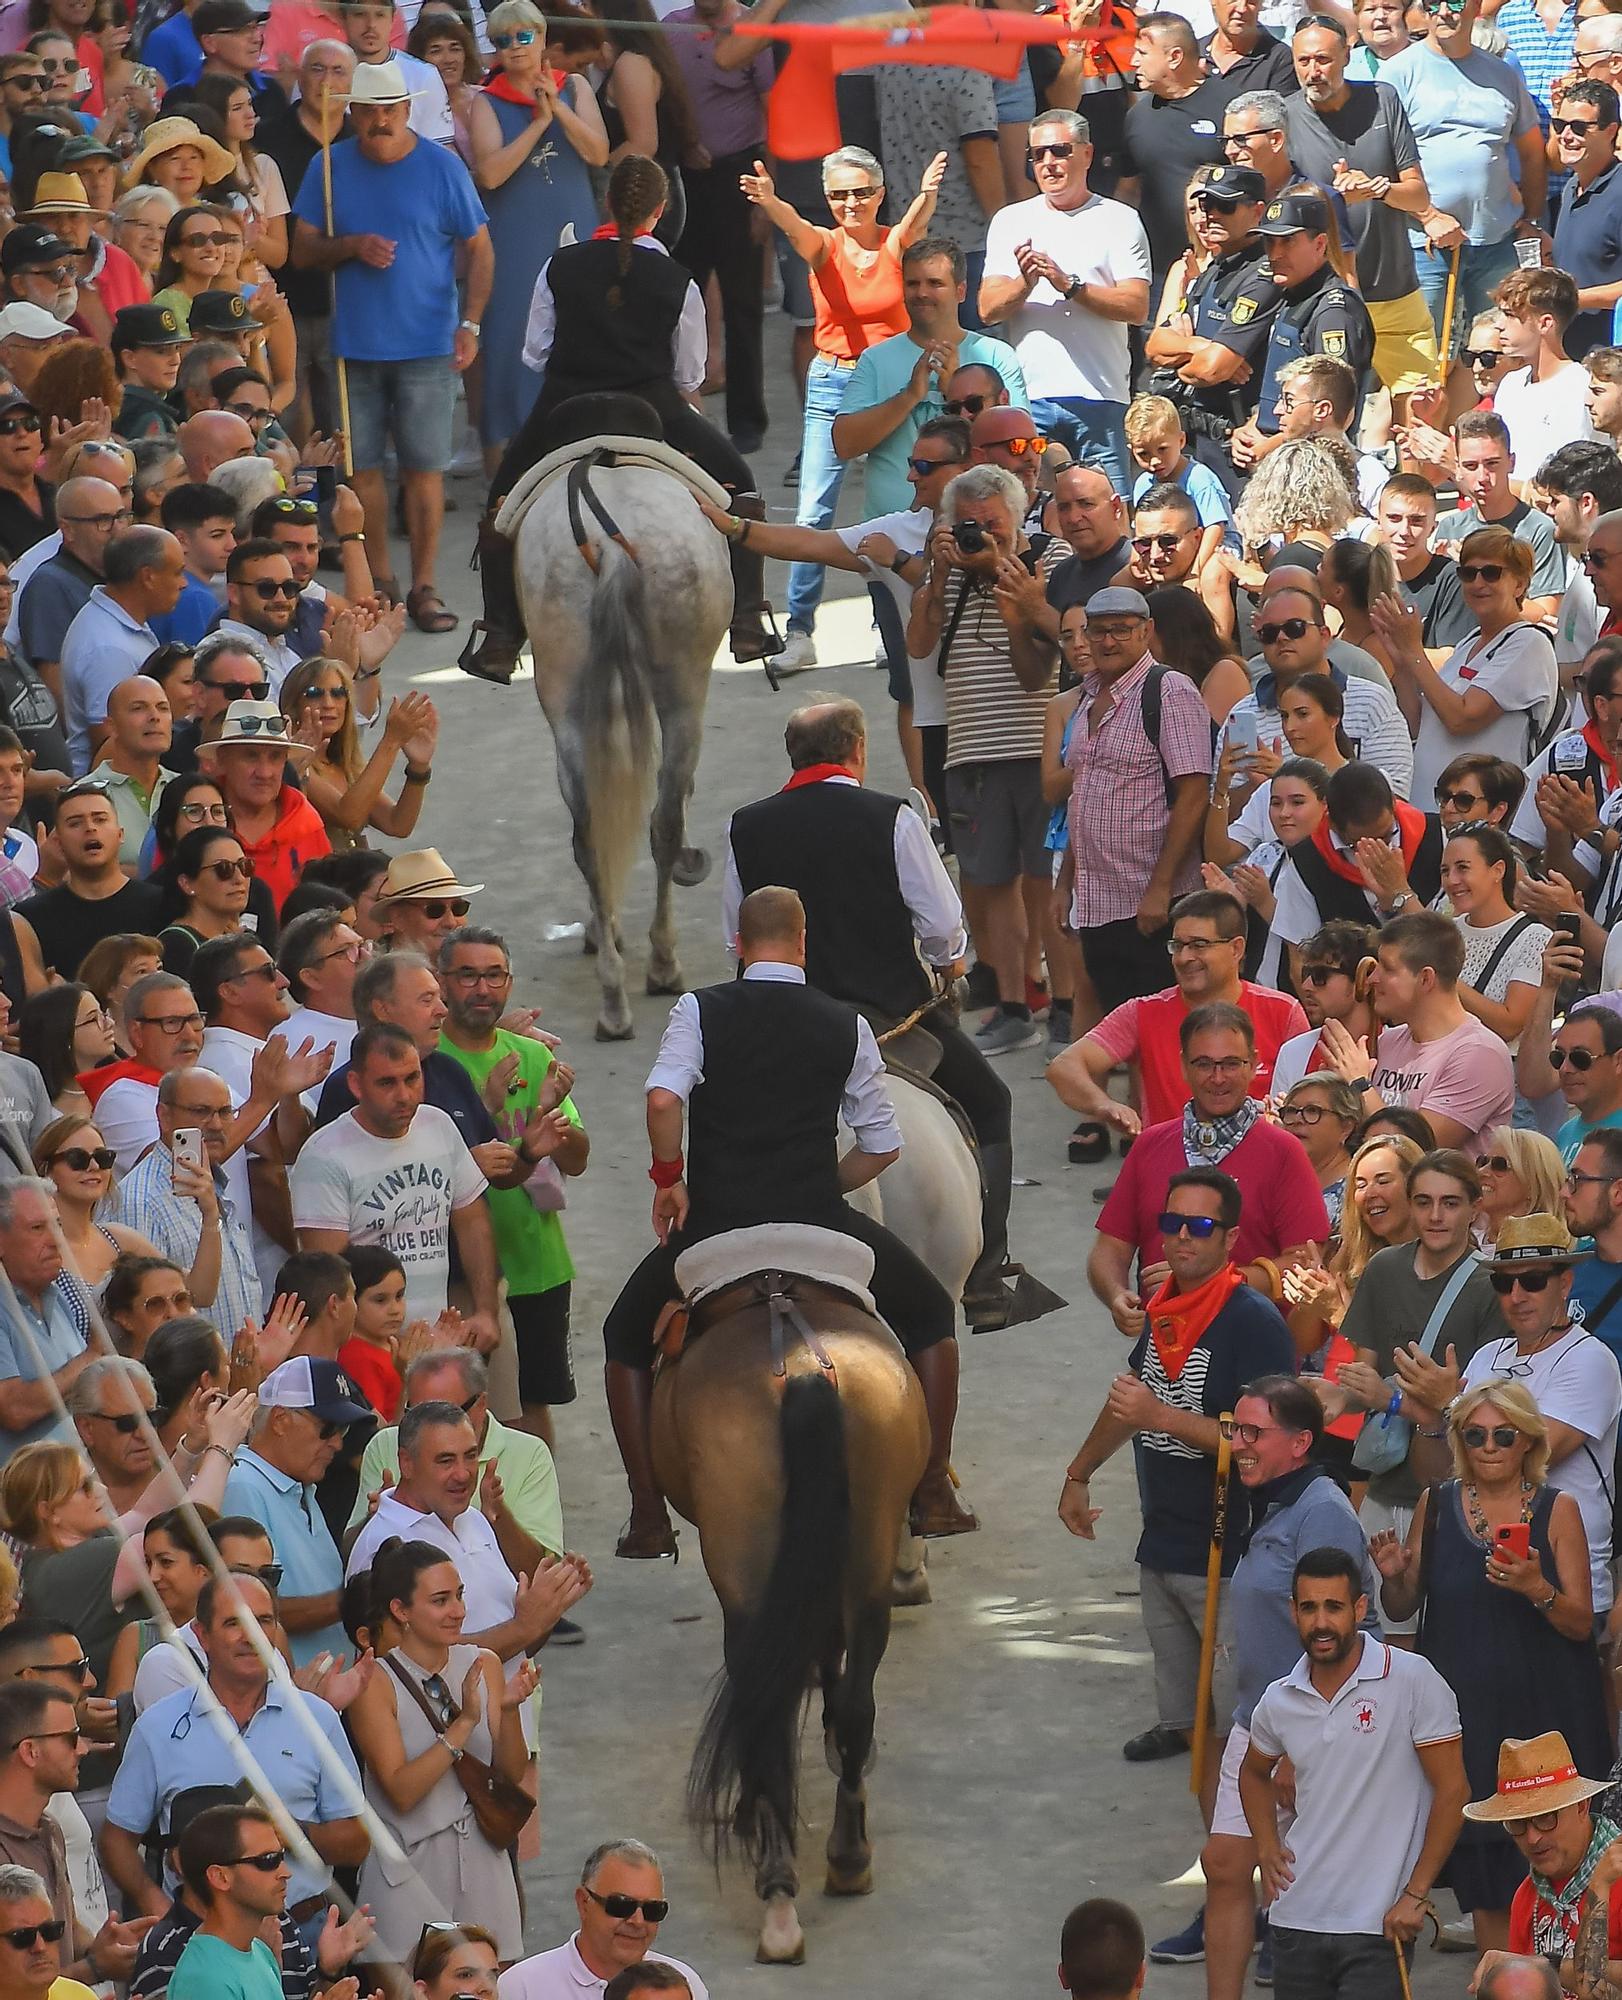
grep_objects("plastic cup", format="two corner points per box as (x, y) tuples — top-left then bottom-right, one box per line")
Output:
(1514, 236), (1544, 269)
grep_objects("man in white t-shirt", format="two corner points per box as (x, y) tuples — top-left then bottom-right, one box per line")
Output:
(1492, 266), (1600, 479)
(499, 1840), (709, 2000)
(1459, 1211), (1622, 1611)
(290, 1022), (501, 1343)
(978, 107), (1151, 492)
(270, 909), (363, 1113)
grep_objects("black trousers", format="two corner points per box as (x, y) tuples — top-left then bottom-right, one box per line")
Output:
(490, 378), (757, 511)
(603, 1206), (955, 1366)
(929, 1017), (1011, 1148)
(675, 149), (767, 441)
(1079, 914), (1175, 1017)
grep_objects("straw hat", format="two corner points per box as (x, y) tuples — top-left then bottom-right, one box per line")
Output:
(27, 172), (101, 218)
(377, 847), (484, 903)
(1462, 1732), (1610, 1823)
(1481, 1212), (1589, 1272)
(123, 116), (235, 191)
(200, 699), (317, 762)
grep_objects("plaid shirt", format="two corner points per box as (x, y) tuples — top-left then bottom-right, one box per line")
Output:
(1064, 653), (1213, 928)
(1497, 0), (1576, 208)
(111, 1144), (263, 1341)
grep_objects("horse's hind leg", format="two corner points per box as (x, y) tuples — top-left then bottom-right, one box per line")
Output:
(553, 720), (633, 1040)
(646, 695), (709, 996)
(825, 1600), (889, 1897)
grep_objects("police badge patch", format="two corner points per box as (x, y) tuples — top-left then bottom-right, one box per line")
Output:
(1322, 329), (1346, 356)
(1231, 297), (1257, 324)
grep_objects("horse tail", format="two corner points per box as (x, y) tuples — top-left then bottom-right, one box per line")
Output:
(571, 536), (656, 911)
(687, 1372), (850, 1867)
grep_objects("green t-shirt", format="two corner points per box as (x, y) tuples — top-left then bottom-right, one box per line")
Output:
(170, 1933), (283, 2000)
(437, 1029), (581, 1295)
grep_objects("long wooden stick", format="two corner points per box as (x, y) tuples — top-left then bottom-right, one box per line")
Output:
(319, 81), (354, 480)
(1190, 1414), (1234, 1798)
(1393, 1935), (1415, 2000)
(1437, 242), (1462, 384)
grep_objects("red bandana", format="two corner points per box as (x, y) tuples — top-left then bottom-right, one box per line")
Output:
(482, 72), (565, 106)
(1584, 717), (1619, 796)
(77, 1058), (161, 1109)
(1310, 796), (1428, 886)
(782, 764), (856, 792)
(1145, 1264), (1245, 1381)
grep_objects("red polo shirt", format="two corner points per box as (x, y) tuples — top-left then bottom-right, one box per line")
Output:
(1087, 981), (1310, 1127)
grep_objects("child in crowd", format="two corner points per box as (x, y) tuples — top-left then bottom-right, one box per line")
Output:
(1124, 394), (1234, 561)
(339, 1244), (413, 1423)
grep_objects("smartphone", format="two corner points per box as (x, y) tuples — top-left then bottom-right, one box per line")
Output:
(315, 465), (337, 503)
(172, 1128), (205, 1174)
(1496, 1522), (1531, 1561)
(1557, 912), (1583, 945)
(1228, 711), (1260, 754)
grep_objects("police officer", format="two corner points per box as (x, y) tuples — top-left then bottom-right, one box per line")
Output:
(1143, 163), (1282, 500)
(1237, 185), (1375, 473)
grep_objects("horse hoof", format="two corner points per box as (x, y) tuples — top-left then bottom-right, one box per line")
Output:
(673, 845), (711, 887)
(595, 1018), (635, 1042)
(646, 967), (685, 996)
(755, 1939), (806, 1966)
(824, 1865), (873, 1898)
(756, 1897), (805, 1965)
(890, 1565), (932, 1608)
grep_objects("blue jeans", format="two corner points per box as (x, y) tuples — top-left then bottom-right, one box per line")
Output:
(1412, 236), (1519, 352)
(787, 352), (857, 633)
(1031, 394), (1130, 494)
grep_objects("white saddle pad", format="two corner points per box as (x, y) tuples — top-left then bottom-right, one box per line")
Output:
(495, 434), (731, 541)
(675, 1224), (877, 1315)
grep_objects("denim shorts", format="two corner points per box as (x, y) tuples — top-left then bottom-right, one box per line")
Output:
(344, 354), (457, 474)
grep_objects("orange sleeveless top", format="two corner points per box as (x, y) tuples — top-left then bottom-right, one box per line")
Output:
(811, 226), (909, 363)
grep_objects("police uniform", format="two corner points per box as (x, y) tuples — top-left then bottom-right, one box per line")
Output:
(111, 301), (186, 444)
(1253, 192), (1376, 435)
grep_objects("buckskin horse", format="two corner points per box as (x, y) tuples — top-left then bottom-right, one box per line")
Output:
(651, 1224), (929, 1965)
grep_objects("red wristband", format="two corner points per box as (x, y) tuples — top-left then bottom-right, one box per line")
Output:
(649, 1154), (684, 1188)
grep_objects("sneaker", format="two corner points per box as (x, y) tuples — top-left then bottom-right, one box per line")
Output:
(974, 1010), (1041, 1056)
(782, 450), (801, 489)
(1254, 1932), (1273, 1988)
(774, 630), (818, 676)
(1149, 1911), (1206, 1965)
(1047, 999), (1073, 1057)
(549, 1616), (586, 1646)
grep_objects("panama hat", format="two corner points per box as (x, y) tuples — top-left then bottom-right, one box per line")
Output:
(1481, 1211), (1590, 1272)
(201, 699), (318, 762)
(348, 59), (420, 105)
(124, 116), (235, 191)
(377, 847), (484, 903)
(27, 172), (101, 217)
(1463, 1732), (1610, 1823)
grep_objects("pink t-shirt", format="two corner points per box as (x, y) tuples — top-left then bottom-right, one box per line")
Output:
(1096, 1117), (1330, 1270)
(1368, 1016), (1515, 1153)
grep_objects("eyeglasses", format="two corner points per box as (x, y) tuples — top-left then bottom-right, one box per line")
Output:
(943, 395), (987, 417)
(906, 455), (962, 478)
(445, 966), (510, 988)
(1256, 616), (1314, 643)
(1458, 562), (1506, 584)
(205, 678), (270, 700)
(61, 509), (132, 530)
(1026, 141), (1074, 161)
(1224, 128), (1273, 148)
(316, 940), (364, 965)
(262, 496), (317, 522)
(1299, 964), (1349, 986)
(1436, 788), (1485, 811)
(1461, 348), (1504, 369)
(178, 230), (233, 248)
(1279, 1102), (1327, 1126)
(1566, 1168), (1619, 1188)
(827, 185), (879, 203)
(1133, 533), (1187, 554)
(20, 263), (71, 285)
(1551, 116), (1600, 134)
(1167, 935), (1229, 955)
(1461, 1424), (1521, 1449)
(1218, 1418), (1286, 1444)
(179, 799), (231, 823)
(247, 577), (300, 600)
(88, 1410), (143, 1433)
(1155, 1211), (1222, 1237)
(993, 435), (1048, 456)
(200, 856), (253, 881)
(1550, 1046), (1600, 1070)
(229, 1848), (288, 1872)
(1187, 1055), (1250, 1075)
(489, 25), (536, 44)
(414, 899), (471, 920)
(1489, 1270), (1557, 1294)
(1583, 547), (1622, 568)
(221, 959), (279, 985)
(50, 1146), (115, 1172)
(582, 1887), (670, 1923)
(138, 1010), (203, 1036)
(170, 1100), (231, 1122)
(0, 412), (40, 437)
(225, 401), (270, 424)
(1503, 1809), (1563, 1838)
(0, 1922), (65, 1951)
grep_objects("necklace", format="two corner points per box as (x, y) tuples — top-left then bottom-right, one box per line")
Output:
(1463, 1475), (1535, 1542)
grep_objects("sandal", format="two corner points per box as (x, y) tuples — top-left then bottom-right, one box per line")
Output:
(407, 584), (458, 633)
(372, 574), (403, 607)
(1068, 1120), (1112, 1165)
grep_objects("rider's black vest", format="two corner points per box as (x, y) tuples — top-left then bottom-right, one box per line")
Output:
(729, 782), (932, 1023)
(540, 239), (693, 404)
(688, 978), (858, 1238)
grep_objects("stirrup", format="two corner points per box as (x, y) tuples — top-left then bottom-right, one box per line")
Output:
(456, 622), (522, 685)
(965, 1264), (1068, 1334)
(729, 603), (786, 681)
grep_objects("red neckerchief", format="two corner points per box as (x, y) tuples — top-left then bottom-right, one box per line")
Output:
(77, 1057), (161, 1109)
(1145, 1264), (1244, 1381)
(782, 764), (855, 791)
(1584, 717), (1619, 794)
(1310, 797), (1427, 886)
(482, 72), (561, 106)
(591, 222), (627, 242)
(1603, 608), (1622, 641)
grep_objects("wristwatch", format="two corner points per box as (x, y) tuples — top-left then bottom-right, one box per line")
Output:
(459, 319), (482, 338)
(889, 551), (914, 576)
(1347, 1076), (1373, 1093)
(1063, 274), (1083, 301)
(1380, 891), (1417, 916)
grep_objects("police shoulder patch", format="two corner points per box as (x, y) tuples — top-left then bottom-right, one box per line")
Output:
(1231, 296), (1257, 324)
(1321, 328), (1346, 356)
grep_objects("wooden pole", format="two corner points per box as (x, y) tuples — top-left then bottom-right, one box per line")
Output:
(1437, 242), (1462, 385)
(1393, 1935), (1415, 2000)
(319, 81), (354, 480)
(1190, 1414), (1234, 1799)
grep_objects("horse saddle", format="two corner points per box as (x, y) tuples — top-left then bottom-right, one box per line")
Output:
(876, 1038), (982, 1177)
(495, 433), (732, 542)
(658, 1224), (879, 1374)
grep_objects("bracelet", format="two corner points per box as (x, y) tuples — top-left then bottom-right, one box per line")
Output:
(1064, 1473), (1086, 1485)
(1385, 1389), (1404, 1419)
(649, 1153), (684, 1188)
(404, 764), (431, 784)
(1250, 1256), (1282, 1303)
(355, 665), (382, 682)
(202, 1443), (235, 1463)
(337, 531), (365, 544)
(1538, 1587), (1559, 1613)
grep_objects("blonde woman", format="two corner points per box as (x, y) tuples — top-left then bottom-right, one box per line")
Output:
(1233, 436), (1359, 558)
(280, 659), (438, 849)
(1474, 1128), (1564, 1247)
(1370, 1378), (1606, 1951)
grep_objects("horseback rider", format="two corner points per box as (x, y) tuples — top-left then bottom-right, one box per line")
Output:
(724, 696), (1058, 1333)
(604, 885), (977, 1557)
(458, 152), (783, 683)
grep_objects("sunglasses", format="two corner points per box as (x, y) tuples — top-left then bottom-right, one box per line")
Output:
(1552, 116), (1600, 134)
(247, 577), (300, 600)
(5, 74), (44, 90)
(943, 395), (987, 417)
(490, 25), (535, 43)
(206, 678), (270, 700)
(1488, 1270), (1557, 1294)
(1461, 1424), (1521, 1449)
(1194, 192), (1247, 214)
(828, 185), (879, 203)
(90, 1410), (142, 1433)
(0, 412), (40, 436)
(582, 1887), (670, 1923)
(1300, 964), (1349, 986)
(0, 1922), (64, 1950)
(34, 57), (74, 70)
(1027, 141), (1074, 161)
(179, 230), (233, 248)
(228, 713), (292, 738)
(1584, 547), (1622, 568)
(21, 1655), (89, 1680)
(51, 1146), (115, 1172)
(1461, 348), (1504, 369)
(416, 898), (471, 919)
(1503, 1810), (1563, 1838)
(1256, 616), (1313, 643)
(229, 1848), (288, 1872)
(225, 401), (270, 423)
(906, 455), (961, 478)
(1436, 788), (1485, 811)
(200, 856), (254, 880)
(1550, 1046), (1599, 1070)
(994, 435), (1048, 456)
(1156, 1211), (1222, 1237)
(228, 1560), (284, 1589)
(1458, 562), (1505, 583)
(1132, 533), (1186, 554)
(263, 497), (317, 522)
(1476, 1155), (1514, 1174)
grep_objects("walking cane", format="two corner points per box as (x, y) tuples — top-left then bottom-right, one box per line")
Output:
(1393, 1933), (1416, 2000)
(1190, 1414), (1234, 1798)
(319, 82), (355, 481)
(1436, 241), (1462, 386)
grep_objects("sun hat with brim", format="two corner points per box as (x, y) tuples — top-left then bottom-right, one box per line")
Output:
(123, 116), (235, 191)
(349, 59), (420, 105)
(1463, 1732), (1610, 1823)
(202, 698), (318, 761)
(27, 172), (101, 217)
(377, 846), (484, 902)
(1480, 1211), (1590, 1272)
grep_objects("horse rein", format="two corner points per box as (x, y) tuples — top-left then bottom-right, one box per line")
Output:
(566, 447), (639, 575)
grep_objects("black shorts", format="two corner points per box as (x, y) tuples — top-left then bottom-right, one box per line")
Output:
(511, 1284), (576, 1407)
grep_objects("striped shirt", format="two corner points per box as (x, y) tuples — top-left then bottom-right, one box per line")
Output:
(942, 573), (1057, 770)
(1065, 653), (1214, 927)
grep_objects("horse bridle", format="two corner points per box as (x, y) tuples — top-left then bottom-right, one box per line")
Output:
(565, 447), (639, 575)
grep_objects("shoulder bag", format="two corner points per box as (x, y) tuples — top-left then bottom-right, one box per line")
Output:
(1350, 1250), (1482, 1477)
(383, 1652), (532, 1851)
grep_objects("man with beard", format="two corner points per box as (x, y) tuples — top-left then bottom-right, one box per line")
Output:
(1240, 1547), (1466, 2000)
(208, 540), (306, 692)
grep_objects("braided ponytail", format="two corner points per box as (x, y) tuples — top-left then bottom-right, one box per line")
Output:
(605, 152), (669, 279)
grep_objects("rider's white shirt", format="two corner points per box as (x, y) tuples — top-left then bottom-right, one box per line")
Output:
(499, 1938), (708, 2000)
(645, 962), (903, 1156)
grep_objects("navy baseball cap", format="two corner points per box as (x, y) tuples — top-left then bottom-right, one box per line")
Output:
(1194, 163), (1267, 203)
(1257, 190), (1332, 236)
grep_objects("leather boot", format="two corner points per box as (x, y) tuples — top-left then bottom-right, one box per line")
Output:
(909, 1339), (978, 1537)
(456, 510), (525, 684)
(963, 1140), (1068, 1333)
(728, 493), (785, 665)
(604, 1361), (677, 1558)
